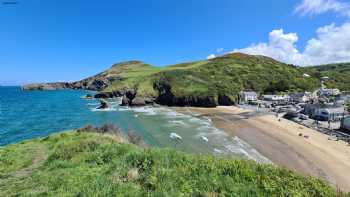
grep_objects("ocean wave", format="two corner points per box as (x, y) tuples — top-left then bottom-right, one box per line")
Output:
(86, 102), (99, 106)
(90, 107), (118, 112)
(169, 120), (187, 126)
(229, 136), (272, 164)
(214, 148), (223, 154)
(118, 107), (130, 111)
(130, 107), (158, 115)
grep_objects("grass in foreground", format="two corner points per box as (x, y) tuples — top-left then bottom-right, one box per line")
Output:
(0, 129), (347, 197)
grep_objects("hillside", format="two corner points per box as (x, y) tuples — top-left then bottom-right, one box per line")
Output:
(23, 53), (320, 107)
(301, 63), (350, 91)
(0, 130), (341, 196)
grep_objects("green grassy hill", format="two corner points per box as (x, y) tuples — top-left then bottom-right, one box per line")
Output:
(0, 131), (342, 196)
(96, 53), (320, 106)
(24, 53), (350, 107)
(301, 63), (350, 91)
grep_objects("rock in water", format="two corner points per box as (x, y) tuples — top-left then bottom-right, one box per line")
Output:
(201, 136), (209, 142)
(97, 99), (110, 109)
(131, 97), (146, 106)
(169, 133), (182, 140)
(121, 96), (130, 106)
(85, 94), (93, 99)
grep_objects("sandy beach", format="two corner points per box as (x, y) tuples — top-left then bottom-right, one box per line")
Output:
(176, 106), (350, 192)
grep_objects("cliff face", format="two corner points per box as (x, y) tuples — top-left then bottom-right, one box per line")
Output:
(22, 82), (72, 91)
(22, 54), (321, 107)
(22, 74), (114, 91)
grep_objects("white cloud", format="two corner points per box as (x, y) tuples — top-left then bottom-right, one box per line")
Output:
(216, 48), (224, 53)
(207, 54), (216, 60)
(295, 0), (350, 17)
(304, 22), (350, 64)
(233, 22), (350, 66)
(233, 29), (306, 65)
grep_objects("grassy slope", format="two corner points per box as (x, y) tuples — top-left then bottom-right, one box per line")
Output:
(302, 63), (350, 91)
(0, 131), (343, 196)
(100, 53), (319, 103)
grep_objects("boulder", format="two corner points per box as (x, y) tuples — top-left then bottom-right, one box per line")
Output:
(97, 99), (110, 109)
(85, 94), (93, 99)
(144, 97), (155, 105)
(131, 97), (146, 106)
(121, 96), (131, 106)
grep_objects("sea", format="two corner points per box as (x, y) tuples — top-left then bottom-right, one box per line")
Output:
(0, 86), (270, 163)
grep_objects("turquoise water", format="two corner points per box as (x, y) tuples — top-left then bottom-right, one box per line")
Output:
(0, 86), (270, 163)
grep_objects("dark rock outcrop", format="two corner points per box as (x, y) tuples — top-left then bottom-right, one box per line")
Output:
(154, 80), (218, 107)
(125, 89), (136, 101)
(218, 94), (236, 106)
(22, 82), (72, 91)
(120, 89), (142, 106)
(94, 92), (114, 99)
(97, 99), (110, 109)
(121, 96), (131, 106)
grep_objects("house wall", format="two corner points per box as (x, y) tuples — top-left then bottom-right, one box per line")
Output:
(305, 105), (344, 121)
(342, 117), (350, 131)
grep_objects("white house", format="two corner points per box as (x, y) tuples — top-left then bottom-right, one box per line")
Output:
(240, 91), (258, 103)
(304, 104), (344, 121)
(289, 92), (311, 103)
(263, 94), (289, 102)
(320, 88), (340, 96)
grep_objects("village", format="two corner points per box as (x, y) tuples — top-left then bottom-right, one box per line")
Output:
(239, 76), (350, 143)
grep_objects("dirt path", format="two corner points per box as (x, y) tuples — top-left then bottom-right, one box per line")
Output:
(13, 145), (48, 178)
(0, 145), (48, 185)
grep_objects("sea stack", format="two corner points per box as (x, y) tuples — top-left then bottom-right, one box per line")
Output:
(97, 99), (110, 109)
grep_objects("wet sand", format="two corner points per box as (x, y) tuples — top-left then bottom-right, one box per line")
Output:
(175, 106), (350, 192)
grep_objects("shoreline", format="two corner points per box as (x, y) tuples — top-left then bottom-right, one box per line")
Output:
(175, 106), (350, 192)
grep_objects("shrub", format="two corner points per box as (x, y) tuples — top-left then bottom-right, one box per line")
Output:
(127, 130), (143, 145)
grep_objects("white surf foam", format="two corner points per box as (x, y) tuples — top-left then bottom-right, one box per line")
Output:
(169, 120), (187, 126)
(90, 107), (118, 112)
(86, 103), (99, 106)
(229, 136), (272, 164)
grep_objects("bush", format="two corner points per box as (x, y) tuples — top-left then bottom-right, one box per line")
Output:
(127, 130), (143, 145)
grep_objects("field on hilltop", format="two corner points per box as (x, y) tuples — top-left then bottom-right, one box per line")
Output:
(0, 129), (343, 196)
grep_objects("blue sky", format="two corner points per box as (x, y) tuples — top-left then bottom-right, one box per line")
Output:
(0, 0), (348, 85)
